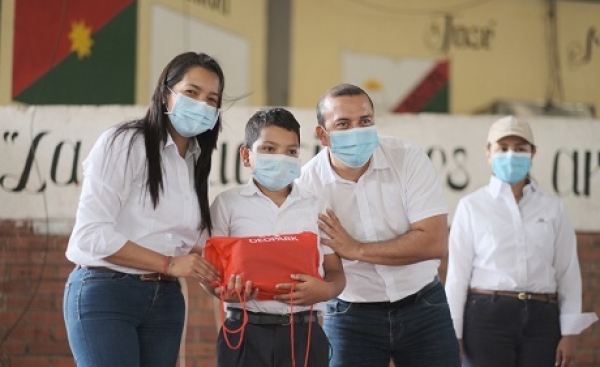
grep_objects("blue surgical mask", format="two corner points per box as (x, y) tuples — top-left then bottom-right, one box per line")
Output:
(328, 126), (379, 168)
(252, 153), (301, 191)
(166, 89), (219, 137)
(492, 151), (532, 184)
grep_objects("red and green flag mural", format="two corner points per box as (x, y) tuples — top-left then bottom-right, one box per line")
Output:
(343, 51), (450, 114)
(12, 0), (137, 105)
(393, 60), (449, 113)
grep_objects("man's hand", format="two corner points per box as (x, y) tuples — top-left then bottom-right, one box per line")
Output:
(318, 209), (363, 260)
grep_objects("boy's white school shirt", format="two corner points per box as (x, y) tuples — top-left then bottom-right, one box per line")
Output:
(209, 179), (333, 315)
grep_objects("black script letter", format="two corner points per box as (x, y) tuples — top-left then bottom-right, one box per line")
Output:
(235, 144), (244, 185)
(0, 131), (48, 193)
(553, 149), (582, 196)
(427, 146), (447, 170)
(447, 148), (469, 191)
(50, 141), (81, 186)
(425, 14), (452, 53)
(582, 150), (600, 197)
(220, 142), (229, 185)
(568, 27), (599, 67)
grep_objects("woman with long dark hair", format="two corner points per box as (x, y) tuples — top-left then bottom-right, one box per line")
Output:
(64, 52), (225, 367)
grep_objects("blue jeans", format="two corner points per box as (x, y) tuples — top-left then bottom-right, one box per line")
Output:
(323, 281), (460, 367)
(462, 294), (561, 367)
(63, 267), (185, 367)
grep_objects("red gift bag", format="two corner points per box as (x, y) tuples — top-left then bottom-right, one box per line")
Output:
(204, 231), (323, 300)
(204, 231), (322, 366)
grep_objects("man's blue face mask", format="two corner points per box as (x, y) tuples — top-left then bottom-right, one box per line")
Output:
(492, 151), (532, 184)
(327, 125), (379, 168)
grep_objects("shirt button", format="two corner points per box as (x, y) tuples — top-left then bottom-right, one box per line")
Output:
(166, 233), (173, 240)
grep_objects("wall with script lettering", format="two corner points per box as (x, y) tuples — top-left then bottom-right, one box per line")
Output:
(1, 106), (599, 231)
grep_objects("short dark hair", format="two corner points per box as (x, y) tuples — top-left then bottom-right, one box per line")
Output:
(244, 107), (300, 148)
(316, 83), (374, 126)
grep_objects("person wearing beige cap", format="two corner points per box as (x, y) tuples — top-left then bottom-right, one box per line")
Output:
(445, 116), (598, 367)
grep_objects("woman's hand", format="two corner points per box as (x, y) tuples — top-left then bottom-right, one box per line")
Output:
(555, 335), (576, 367)
(169, 253), (220, 284)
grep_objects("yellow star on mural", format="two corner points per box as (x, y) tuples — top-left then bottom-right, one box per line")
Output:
(68, 20), (94, 59)
(363, 79), (383, 92)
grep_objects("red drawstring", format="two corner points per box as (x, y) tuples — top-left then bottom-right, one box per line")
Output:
(289, 285), (314, 367)
(219, 283), (315, 367)
(220, 288), (248, 350)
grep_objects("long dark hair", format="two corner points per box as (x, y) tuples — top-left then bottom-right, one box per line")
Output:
(112, 52), (224, 235)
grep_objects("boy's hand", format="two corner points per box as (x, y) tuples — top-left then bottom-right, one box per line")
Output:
(215, 274), (259, 302)
(274, 274), (333, 305)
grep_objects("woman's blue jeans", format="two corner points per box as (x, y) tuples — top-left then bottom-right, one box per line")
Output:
(323, 281), (460, 367)
(63, 266), (185, 367)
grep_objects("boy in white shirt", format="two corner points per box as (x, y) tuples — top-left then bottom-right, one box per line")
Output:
(205, 107), (346, 367)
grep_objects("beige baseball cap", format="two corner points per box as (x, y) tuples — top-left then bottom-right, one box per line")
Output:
(487, 116), (534, 145)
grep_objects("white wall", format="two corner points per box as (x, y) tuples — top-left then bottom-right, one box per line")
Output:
(1, 106), (599, 232)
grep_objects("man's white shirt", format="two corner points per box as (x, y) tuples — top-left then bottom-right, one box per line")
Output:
(298, 136), (448, 303)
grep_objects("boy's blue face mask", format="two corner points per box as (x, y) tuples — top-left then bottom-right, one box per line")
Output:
(492, 151), (532, 184)
(252, 153), (301, 191)
(166, 88), (219, 137)
(328, 125), (379, 168)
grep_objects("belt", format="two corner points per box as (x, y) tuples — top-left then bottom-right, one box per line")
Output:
(469, 288), (558, 304)
(356, 276), (440, 309)
(226, 309), (318, 325)
(79, 266), (178, 282)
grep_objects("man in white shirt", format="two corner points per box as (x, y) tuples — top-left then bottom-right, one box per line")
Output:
(298, 83), (460, 367)
(445, 116), (598, 367)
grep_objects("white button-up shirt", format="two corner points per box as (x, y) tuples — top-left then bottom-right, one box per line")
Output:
(209, 180), (333, 314)
(298, 136), (448, 303)
(446, 175), (598, 337)
(66, 127), (202, 273)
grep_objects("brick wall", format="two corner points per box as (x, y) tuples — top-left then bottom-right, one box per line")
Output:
(0, 220), (218, 367)
(1, 220), (599, 366)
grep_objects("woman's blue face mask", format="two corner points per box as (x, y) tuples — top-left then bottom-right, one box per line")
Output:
(165, 88), (219, 137)
(492, 151), (532, 184)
